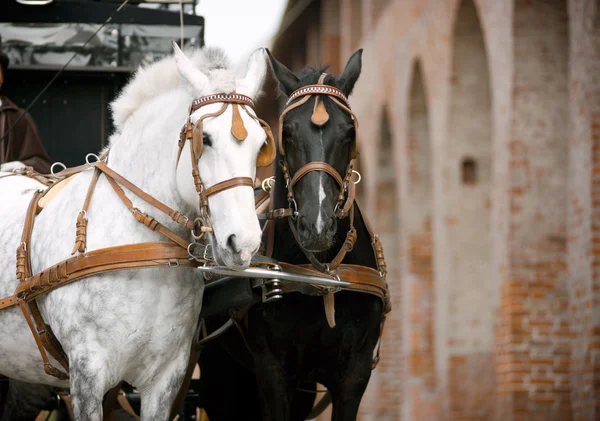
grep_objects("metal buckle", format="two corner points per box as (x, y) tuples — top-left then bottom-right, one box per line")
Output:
(167, 260), (180, 268)
(203, 243), (214, 263)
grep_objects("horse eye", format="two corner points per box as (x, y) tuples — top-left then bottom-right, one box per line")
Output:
(203, 133), (212, 146)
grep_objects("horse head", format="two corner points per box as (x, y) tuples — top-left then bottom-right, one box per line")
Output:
(110, 44), (272, 269)
(172, 44), (273, 268)
(268, 49), (362, 252)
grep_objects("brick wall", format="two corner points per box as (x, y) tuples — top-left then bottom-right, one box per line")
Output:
(268, 0), (600, 419)
(568, 0), (600, 419)
(496, 2), (571, 420)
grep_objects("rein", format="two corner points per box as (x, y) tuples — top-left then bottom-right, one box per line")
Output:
(0, 91), (275, 380)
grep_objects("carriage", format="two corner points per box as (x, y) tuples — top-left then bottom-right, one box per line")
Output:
(0, 2), (390, 420)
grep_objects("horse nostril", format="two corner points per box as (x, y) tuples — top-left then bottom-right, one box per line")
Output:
(226, 234), (239, 253)
(298, 216), (309, 232)
(327, 217), (336, 235)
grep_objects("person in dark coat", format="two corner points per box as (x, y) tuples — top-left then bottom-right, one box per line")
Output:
(0, 36), (52, 174)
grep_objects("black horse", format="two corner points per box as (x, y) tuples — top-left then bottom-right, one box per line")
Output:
(198, 49), (389, 421)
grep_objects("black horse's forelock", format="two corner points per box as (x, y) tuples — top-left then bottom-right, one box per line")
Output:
(296, 65), (339, 90)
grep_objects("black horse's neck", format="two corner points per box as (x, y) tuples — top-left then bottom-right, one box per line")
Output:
(271, 151), (377, 269)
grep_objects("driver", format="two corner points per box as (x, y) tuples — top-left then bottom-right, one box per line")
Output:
(0, 36), (52, 174)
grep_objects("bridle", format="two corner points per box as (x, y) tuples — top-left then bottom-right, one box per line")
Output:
(178, 92), (275, 238)
(266, 74), (361, 274)
(271, 74), (359, 221)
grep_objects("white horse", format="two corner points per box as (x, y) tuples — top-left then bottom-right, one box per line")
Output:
(0, 43), (268, 420)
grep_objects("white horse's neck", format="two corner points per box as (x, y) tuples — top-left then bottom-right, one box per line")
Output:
(106, 88), (195, 220)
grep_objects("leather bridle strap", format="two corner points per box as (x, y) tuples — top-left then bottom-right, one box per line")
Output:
(286, 203), (357, 274)
(289, 161), (344, 190)
(199, 177), (254, 206)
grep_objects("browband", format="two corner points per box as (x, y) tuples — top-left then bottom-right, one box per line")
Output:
(189, 93), (255, 114)
(285, 84), (350, 108)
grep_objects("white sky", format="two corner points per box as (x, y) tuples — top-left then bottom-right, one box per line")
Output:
(195, 0), (288, 73)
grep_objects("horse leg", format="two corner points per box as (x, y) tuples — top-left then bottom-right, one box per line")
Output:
(69, 357), (113, 421)
(326, 358), (373, 421)
(138, 353), (190, 421)
(169, 349), (200, 420)
(252, 354), (296, 421)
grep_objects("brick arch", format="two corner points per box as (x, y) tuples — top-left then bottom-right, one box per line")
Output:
(402, 58), (438, 421)
(444, 0), (495, 420)
(357, 103), (400, 420)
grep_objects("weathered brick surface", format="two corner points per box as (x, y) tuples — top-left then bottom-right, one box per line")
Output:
(268, 0), (600, 419)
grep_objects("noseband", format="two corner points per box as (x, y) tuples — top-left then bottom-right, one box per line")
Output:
(178, 92), (275, 238)
(274, 74), (360, 220)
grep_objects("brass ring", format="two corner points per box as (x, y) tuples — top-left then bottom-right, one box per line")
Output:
(261, 176), (275, 193)
(351, 170), (362, 185)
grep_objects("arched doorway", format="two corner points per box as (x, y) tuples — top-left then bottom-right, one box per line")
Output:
(445, 1), (494, 419)
(404, 60), (437, 421)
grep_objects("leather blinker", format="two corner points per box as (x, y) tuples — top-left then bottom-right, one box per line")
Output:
(257, 125), (276, 167)
(231, 103), (248, 141)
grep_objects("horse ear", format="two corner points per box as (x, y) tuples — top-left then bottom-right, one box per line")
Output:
(242, 48), (268, 99)
(172, 41), (209, 97)
(266, 49), (299, 96)
(337, 48), (363, 96)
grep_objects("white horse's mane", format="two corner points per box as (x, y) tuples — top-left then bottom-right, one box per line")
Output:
(111, 46), (234, 131)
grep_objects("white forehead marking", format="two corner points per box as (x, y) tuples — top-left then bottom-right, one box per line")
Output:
(315, 128), (327, 233)
(316, 173), (327, 233)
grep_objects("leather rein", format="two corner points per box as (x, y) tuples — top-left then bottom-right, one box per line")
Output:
(0, 92), (274, 380)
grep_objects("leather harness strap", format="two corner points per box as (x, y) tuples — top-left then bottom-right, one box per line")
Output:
(71, 168), (101, 254)
(96, 161), (195, 231)
(1, 91), (270, 380)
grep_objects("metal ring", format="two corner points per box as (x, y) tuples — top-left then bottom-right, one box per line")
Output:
(288, 197), (298, 220)
(187, 242), (196, 258)
(261, 176), (275, 192)
(50, 162), (66, 177)
(85, 153), (100, 164)
(351, 170), (362, 185)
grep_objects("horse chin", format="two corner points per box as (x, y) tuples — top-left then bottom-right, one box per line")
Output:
(213, 244), (253, 271)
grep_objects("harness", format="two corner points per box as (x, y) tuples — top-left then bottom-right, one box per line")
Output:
(198, 76), (391, 374)
(263, 74), (390, 326)
(0, 92), (275, 380)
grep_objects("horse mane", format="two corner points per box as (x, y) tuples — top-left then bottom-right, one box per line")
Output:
(110, 46), (233, 131)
